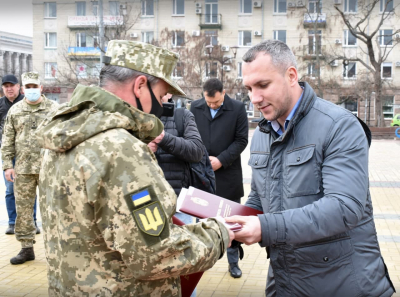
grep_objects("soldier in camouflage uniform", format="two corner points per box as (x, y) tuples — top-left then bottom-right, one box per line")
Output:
(36, 40), (233, 296)
(1, 72), (58, 265)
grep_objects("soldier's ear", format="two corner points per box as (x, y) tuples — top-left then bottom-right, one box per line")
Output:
(133, 75), (147, 99)
(21, 86), (25, 94)
(40, 85), (44, 93)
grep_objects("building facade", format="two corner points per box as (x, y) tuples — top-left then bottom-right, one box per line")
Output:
(32, 0), (400, 124)
(0, 31), (33, 82)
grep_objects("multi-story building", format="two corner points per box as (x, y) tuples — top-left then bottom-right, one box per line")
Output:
(32, 0), (399, 125)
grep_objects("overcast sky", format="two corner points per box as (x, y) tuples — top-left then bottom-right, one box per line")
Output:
(0, 0), (33, 37)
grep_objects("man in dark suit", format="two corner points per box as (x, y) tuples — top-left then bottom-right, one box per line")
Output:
(191, 78), (248, 278)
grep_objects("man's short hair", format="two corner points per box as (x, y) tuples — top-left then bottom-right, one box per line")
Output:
(99, 65), (159, 89)
(203, 78), (223, 97)
(242, 40), (297, 74)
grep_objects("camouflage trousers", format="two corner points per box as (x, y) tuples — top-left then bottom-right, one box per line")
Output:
(14, 174), (39, 248)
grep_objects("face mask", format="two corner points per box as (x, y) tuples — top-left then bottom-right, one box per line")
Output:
(135, 82), (164, 119)
(24, 88), (41, 102)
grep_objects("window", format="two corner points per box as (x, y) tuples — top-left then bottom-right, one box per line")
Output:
(239, 0), (252, 14)
(76, 33), (86, 47)
(90, 63), (102, 77)
(172, 62), (184, 78)
(81, 34), (97, 47)
(92, 1), (98, 16)
(76, 2), (86, 16)
(273, 30), (286, 43)
(173, 0), (184, 15)
(308, 30), (321, 55)
(44, 2), (57, 18)
(206, 61), (218, 78)
(344, 0), (357, 12)
(309, 0), (322, 13)
(344, 30), (357, 46)
(340, 97), (358, 115)
(205, 30), (218, 46)
(237, 62), (242, 78)
(172, 31), (184, 47)
(382, 96), (394, 118)
(307, 63), (319, 78)
(380, 0), (393, 13)
(382, 62), (392, 78)
(274, 0), (286, 13)
(239, 31), (252, 46)
(205, 0), (218, 24)
(76, 63), (88, 79)
(109, 1), (120, 15)
(142, 0), (154, 16)
(379, 29), (393, 46)
(44, 62), (57, 79)
(343, 62), (356, 79)
(142, 31), (154, 43)
(44, 33), (57, 48)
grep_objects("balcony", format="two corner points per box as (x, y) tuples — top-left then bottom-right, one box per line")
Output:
(303, 13), (326, 28)
(68, 15), (123, 28)
(302, 45), (326, 59)
(68, 47), (105, 59)
(199, 14), (222, 29)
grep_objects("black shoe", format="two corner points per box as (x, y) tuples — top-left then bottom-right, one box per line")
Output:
(5, 224), (15, 235)
(35, 223), (41, 235)
(10, 247), (35, 265)
(229, 263), (242, 278)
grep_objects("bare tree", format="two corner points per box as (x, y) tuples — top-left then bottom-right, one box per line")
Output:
(334, 0), (400, 127)
(55, 4), (140, 88)
(156, 28), (240, 99)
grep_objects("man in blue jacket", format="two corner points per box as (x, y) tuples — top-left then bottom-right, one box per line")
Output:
(226, 40), (395, 296)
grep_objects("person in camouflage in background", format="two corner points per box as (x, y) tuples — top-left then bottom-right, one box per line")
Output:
(1, 72), (58, 265)
(36, 40), (234, 296)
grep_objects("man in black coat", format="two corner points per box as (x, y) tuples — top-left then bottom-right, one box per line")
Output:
(191, 78), (248, 278)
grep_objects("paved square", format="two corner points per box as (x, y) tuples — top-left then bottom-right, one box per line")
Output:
(0, 137), (399, 296)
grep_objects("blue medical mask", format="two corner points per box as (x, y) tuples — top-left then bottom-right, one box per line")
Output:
(24, 88), (41, 102)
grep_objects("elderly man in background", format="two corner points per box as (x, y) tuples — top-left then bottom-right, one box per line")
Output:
(2, 72), (58, 264)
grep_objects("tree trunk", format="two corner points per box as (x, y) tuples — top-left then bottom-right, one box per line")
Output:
(374, 71), (386, 127)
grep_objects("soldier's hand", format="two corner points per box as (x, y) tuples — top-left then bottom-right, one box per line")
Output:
(5, 169), (16, 182)
(227, 228), (235, 248)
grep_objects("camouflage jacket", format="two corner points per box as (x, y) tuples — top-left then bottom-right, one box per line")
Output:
(36, 85), (229, 297)
(1, 95), (58, 174)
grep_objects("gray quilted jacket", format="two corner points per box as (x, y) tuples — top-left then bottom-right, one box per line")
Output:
(246, 82), (395, 297)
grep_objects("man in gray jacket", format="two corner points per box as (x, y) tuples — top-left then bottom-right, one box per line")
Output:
(226, 40), (395, 296)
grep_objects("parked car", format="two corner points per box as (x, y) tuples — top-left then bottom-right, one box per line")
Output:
(391, 114), (400, 127)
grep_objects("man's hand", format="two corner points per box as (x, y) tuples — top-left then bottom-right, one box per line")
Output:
(209, 156), (222, 171)
(147, 130), (165, 153)
(5, 169), (16, 182)
(225, 215), (262, 245)
(147, 142), (158, 153)
(227, 228), (235, 248)
(153, 130), (165, 144)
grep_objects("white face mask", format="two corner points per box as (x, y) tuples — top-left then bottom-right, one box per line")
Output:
(24, 88), (41, 102)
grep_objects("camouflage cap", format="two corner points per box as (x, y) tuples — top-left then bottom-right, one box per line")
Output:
(104, 40), (185, 96)
(22, 72), (41, 86)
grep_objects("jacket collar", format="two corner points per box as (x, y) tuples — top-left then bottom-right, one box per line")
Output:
(258, 81), (316, 135)
(197, 93), (234, 121)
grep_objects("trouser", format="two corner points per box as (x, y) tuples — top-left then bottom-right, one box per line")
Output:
(3, 158), (37, 224)
(14, 174), (39, 248)
(227, 196), (241, 265)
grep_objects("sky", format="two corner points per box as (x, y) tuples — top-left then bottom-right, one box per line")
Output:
(0, 0), (33, 37)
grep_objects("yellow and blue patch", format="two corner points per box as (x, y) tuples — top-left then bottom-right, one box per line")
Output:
(131, 189), (152, 207)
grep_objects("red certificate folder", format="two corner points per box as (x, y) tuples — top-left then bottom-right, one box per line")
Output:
(172, 215), (203, 297)
(179, 187), (263, 219)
